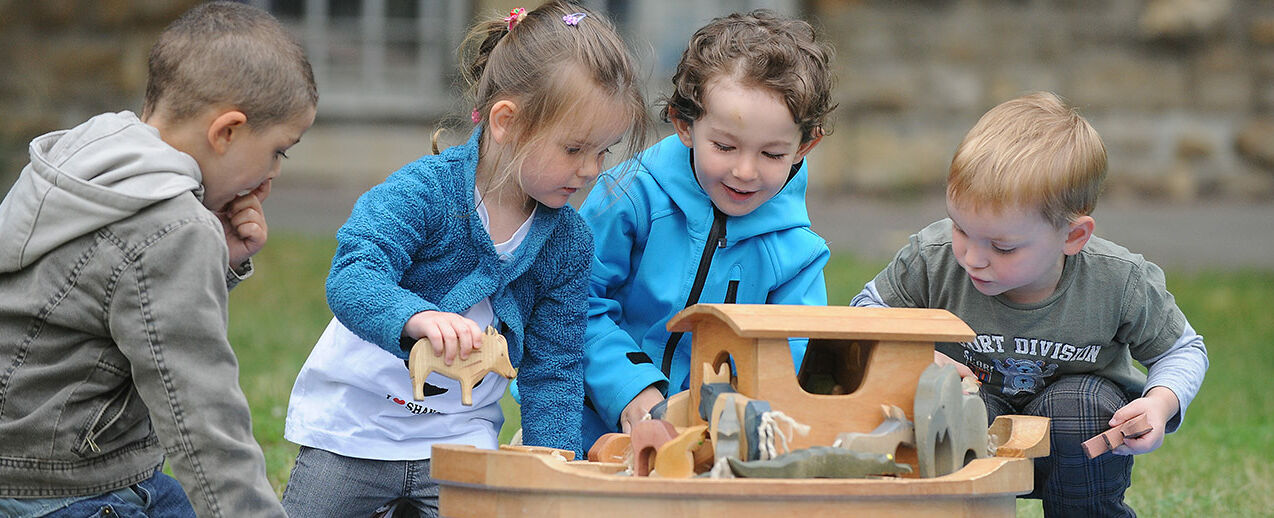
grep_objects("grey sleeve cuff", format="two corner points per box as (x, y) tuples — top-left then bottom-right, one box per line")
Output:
(226, 259), (254, 290)
(850, 280), (891, 308)
(1143, 321), (1208, 434)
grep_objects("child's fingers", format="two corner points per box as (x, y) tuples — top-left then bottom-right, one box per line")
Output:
(438, 326), (459, 365)
(425, 324), (447, 357)
(456, 322), (475, 360)
(251, 178), (273, 202)
(1109, 401), (1149, 428)
(933, 351), (975, 378)
(468, 320), (484, 349)
(1112, 429), (1163, 456)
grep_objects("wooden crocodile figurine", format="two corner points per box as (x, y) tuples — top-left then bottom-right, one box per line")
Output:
(725, 446), (912, 479)
(408, 326), (517, 405)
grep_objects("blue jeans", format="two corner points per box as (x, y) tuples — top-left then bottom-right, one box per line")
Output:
(0, 469), (195, 518)
(281, 446), (439, 518)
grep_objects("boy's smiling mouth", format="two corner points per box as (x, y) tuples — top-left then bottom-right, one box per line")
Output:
(724, 184), (756, 200)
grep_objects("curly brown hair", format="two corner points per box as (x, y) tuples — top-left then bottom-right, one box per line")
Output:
(661, 9), (835, 143)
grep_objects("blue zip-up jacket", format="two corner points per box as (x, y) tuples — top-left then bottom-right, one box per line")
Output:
(578, 134), (830, 445)
(326, 127), (591, 455)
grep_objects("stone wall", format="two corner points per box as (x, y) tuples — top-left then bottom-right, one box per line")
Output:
(0, 0), (200, 192)
(4, 0), (1273, 202)
(809, 0), (1274, 201)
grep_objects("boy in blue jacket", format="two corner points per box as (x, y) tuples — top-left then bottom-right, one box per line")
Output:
(577, 10), (836, 448)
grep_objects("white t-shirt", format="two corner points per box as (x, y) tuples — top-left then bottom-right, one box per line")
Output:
(284, 192), (534, 460)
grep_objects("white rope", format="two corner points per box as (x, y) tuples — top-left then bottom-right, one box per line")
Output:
(708, 456), (735, 479)
(757, 410), (810, 460)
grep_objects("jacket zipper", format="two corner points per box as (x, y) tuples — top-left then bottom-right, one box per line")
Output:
(661, 206), (728, 376)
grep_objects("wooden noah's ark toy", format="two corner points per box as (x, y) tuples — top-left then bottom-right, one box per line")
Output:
(430, 304), (1051, 517)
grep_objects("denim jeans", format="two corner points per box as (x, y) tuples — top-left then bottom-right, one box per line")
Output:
(281, 446), (440, 518)
(0, 469), (195, 518)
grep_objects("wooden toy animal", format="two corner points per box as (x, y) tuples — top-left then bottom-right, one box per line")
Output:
(913, 363), (989, 478)
(408, 326), (517, 405)
(725, 446), (912, 479)
(833, 404), (915, 457)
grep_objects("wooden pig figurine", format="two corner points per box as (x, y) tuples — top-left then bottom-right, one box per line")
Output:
(409, 326), (517, 405)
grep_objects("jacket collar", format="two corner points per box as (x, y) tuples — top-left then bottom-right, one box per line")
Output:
(447, 126), (567, 277)
(639, 134), (813, 241)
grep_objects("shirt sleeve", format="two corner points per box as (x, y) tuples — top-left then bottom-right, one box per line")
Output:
(850, 280), (891, 308)
(766, 231), (831, 371)
(109, 219), (284, 518)
(865, 223), (940, 309)
(1142, 322), (1208, 433)
(516, 223), (590, 457)
(326, 165), (441, 355)
(578, 174), (670, 430)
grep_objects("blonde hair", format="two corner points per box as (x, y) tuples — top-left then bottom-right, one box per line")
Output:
(455, 1), (649, 193)
(662, 9), (835, 144)
(947, 92), (1107, 229)
(142, 1), (317, 129)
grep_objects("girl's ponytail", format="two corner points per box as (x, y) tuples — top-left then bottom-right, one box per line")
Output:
(460, 19), (507, 95)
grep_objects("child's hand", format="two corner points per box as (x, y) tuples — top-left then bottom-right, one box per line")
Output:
(219, 180), (271, 267)
(934, 350), (976, 379)
(1109, 386), (1180, 456)
(403, 311), (484, 366)
(620, 385), (665, 433)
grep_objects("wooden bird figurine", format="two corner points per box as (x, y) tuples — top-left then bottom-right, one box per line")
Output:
(408, 326), (517, 405)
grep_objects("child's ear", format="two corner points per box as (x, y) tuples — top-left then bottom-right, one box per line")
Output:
(794, 128), (824, 163)
(1063, 215), (1095, 255)
(487, 100), (518, 145)
(669, 108), (694, 149)
(207, 110), (247, 154)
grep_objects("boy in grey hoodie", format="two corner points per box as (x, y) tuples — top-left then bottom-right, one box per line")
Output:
(0, 3), (316, 517)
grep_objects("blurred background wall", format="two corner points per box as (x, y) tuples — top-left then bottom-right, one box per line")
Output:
(3, 0), (1273, 203)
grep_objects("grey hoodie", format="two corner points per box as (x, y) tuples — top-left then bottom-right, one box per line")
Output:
(0, 112), (285, 516)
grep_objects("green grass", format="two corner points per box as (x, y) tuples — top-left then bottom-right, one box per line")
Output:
(232, 232), (1273, 514)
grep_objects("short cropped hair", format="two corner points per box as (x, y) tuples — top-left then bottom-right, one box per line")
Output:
(947, 92), (1107, 229)
(662, 9), (835, 144)
(143, 1), (318, 129)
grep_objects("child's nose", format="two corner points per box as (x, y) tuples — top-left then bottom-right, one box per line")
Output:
(732, 156), (758, 181)
(580, 157), (602, 179)
(963, 245), (990, 269)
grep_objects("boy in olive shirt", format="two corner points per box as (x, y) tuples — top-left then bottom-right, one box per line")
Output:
(853, 92), (1207, 517)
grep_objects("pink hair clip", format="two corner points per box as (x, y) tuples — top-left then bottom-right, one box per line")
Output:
(562, 12), (587, 26)
(504, 7), (526, 31)
(471, 108), (482, 124)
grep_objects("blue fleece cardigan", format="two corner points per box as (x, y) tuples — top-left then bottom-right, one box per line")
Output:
(326, 127), (591, 455)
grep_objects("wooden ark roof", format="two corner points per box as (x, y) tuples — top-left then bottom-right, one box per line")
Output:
(666, 304), (975, 343)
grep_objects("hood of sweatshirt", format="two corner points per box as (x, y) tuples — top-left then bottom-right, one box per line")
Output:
(0, 111), (203, 272)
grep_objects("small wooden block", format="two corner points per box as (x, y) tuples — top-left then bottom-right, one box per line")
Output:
(1082, 414), (1152, 458)
(408, 326), (517, 405)
(588, 433), (631, 463)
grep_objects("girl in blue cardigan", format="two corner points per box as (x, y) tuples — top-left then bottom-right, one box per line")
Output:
(282, 3), (648, 516)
